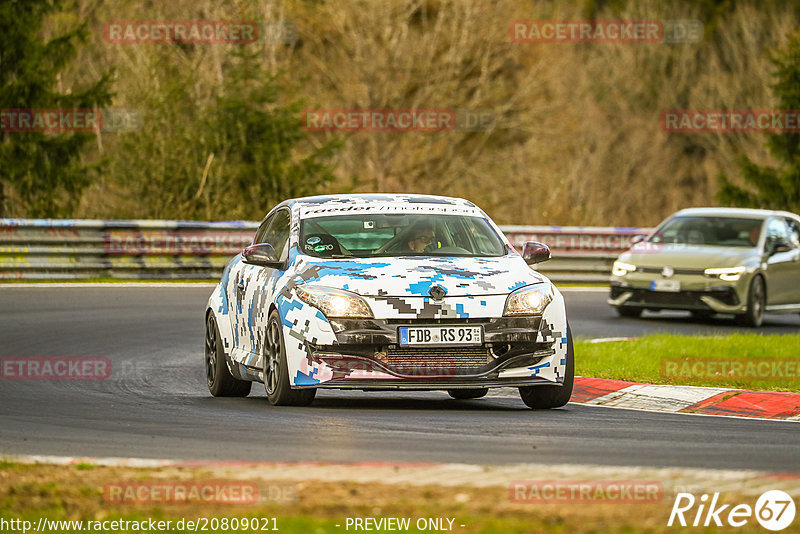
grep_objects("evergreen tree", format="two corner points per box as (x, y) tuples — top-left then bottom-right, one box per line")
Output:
(0, 0), (113, 217)
(110, 45), (338, 220)
(207, 48), (340, 218)
(717, 31), (800, 212)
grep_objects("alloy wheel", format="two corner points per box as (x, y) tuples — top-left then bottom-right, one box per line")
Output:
(205, 315), (217, 387)
(264, 319), (282, 395)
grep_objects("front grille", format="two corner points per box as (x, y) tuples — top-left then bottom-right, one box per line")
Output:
(621, 287), (739, 308)
(385, 318), (491, 325)
(637, 267), (706, 275)
(384, 346), (493, 376)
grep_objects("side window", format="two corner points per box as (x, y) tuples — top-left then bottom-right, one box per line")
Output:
(784, 218), (800, 248)
(765, 218), (791, 250)
(262, 209), (291, 260)
(253, 214), (274, 245)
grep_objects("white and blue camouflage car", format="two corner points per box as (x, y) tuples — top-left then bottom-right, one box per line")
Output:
(205, 194), (573, 409)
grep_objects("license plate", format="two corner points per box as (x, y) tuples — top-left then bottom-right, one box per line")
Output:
(398, 325), (483, 346)
(651, 280), (680, 292)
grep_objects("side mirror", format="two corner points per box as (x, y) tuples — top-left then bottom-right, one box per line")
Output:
(629, 234), (646, 245)
(522, 241), (551, 265)
(242, 243), (282, 268)
(769, 242), (792, 255)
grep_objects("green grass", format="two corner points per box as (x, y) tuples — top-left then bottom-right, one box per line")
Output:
(575, 333), (800, 392)
(2, 462), (792, 534)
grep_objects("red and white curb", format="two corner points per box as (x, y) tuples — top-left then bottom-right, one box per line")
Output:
(572, 377), (800, 421)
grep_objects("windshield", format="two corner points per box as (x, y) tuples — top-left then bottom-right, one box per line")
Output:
(648, 216), (763, 247)
(299, 213), (506, 258)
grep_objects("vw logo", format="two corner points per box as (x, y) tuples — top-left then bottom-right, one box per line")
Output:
(429, 285), (447, 301)
(661, 266), (674, 278)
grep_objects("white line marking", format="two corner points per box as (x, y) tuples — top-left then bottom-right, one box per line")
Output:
(584, 384), (730, 412)
(585, 337), (637, 343)
(573, 401), (800, 423)
(557, 287), (608, 292)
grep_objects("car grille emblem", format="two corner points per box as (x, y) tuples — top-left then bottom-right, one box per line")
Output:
(661, 266), (674, 278)
(429, 285), (447, 301)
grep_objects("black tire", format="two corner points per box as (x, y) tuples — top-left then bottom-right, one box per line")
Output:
(735, 275), (765, 328)
(447, 388), (488, 400)
(205, 312), (251, 397)
(616, 306), (642, 318)
(519, 325), (574, 409)
(264, 310), (316, 406)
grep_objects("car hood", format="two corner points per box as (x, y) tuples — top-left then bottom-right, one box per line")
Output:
(620, 244), (757, 269)
(292, 255), (546, 297)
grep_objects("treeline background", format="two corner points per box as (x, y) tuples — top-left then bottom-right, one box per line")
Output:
(5, 0), (800, 225)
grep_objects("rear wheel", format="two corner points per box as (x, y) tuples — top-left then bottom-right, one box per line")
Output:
(519, 326), (574, 409)
(205, 313), (251, 397)
(616, 306), (642, 318)
(447, 389), (488, 400)
(736, 276), (765, 328)
(264, 310), (316, 406)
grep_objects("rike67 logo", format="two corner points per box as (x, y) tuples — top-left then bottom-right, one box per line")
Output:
(668, 491), (796, 531)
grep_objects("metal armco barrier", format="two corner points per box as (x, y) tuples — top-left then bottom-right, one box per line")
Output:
(0, 220), (653, 282)
(0, 219), (257, 280)
(502, 225), (653, 283)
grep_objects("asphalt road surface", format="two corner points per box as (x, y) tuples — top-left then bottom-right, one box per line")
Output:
(0, 286), (797, 472)
(561, 287), (800, 338)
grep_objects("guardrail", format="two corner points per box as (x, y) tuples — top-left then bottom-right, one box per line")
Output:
(0, 219), (653, 283)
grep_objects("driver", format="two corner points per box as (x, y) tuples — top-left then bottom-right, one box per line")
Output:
(406, 223), (436, 253)
(748, 224), (762, 247)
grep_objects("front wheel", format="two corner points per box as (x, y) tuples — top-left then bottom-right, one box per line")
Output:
(264, 310), (316, 406)
(519, 325), (574, 409)
(205, 313), (251, 397)
(735, 275), (765, 328)
(447, 389), (488, 400)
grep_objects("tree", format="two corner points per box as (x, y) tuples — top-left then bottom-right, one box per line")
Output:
(717, 30), (800, 212)
(206, 48), (340, 219)
(0, 0), (113, 218)
(109, 45), (338, 220)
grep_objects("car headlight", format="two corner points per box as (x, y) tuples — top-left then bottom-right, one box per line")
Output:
(504, 283), (554, 316)
(704, 266), (746, 281)
(612, 261), (637, 276)
(295, 285), (374, 318)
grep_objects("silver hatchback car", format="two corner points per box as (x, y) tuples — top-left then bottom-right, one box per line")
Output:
(609, 208), (800, 326)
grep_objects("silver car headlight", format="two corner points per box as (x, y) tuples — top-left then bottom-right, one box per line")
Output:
(295, 285), (374, 318)
(504, 283), (554, 316)
(612, 261), (637, 276)
(704, 266), (746, 282)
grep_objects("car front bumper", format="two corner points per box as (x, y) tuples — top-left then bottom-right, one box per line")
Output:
(608, 271), (749, 313)
(294, 316), (559, 388)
